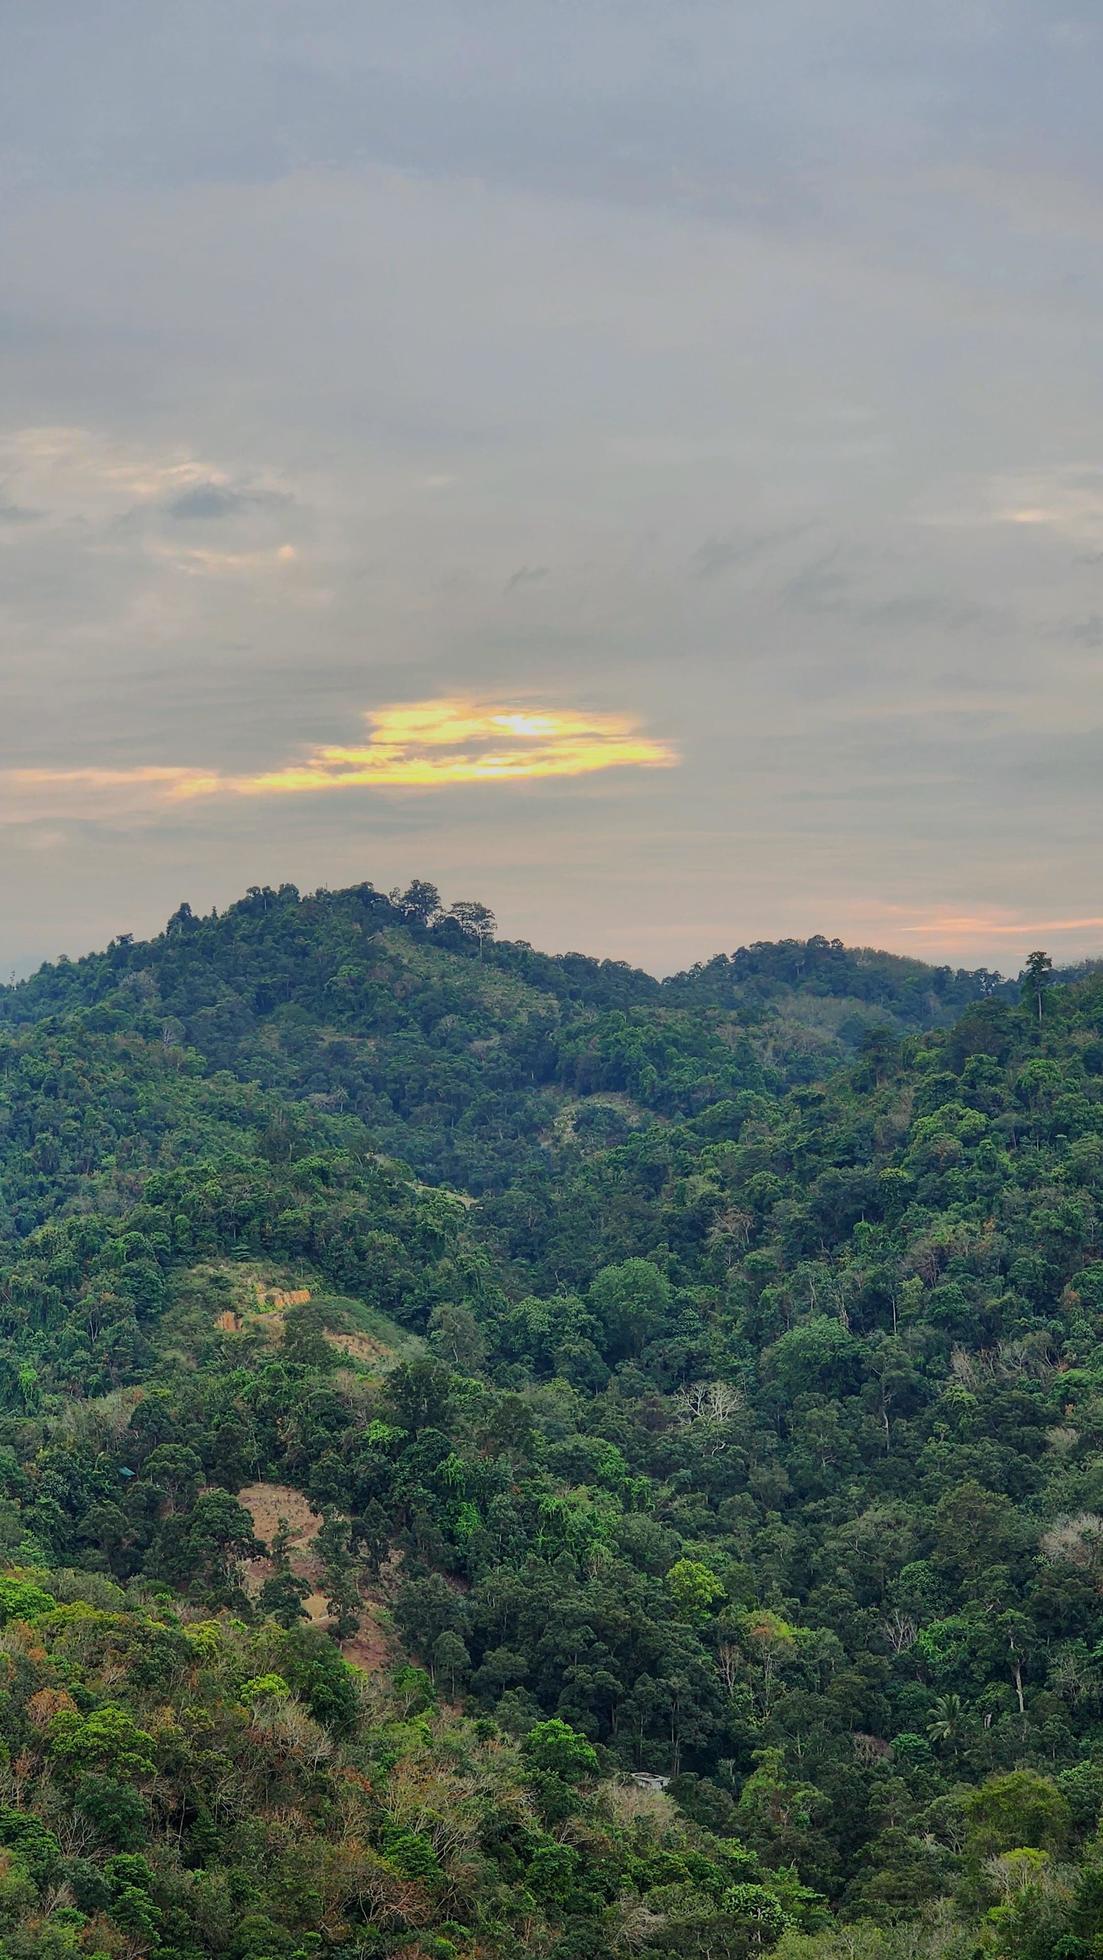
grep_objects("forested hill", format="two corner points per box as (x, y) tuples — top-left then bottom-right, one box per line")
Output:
(0, 888), (1102, 1958)
(0, 879), (1005, 1199)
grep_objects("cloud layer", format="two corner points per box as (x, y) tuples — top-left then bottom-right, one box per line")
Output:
(7, 701), (677, 816)
(2, 5), (1103, 975)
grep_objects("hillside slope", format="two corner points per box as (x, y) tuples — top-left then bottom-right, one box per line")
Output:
(0, 889), (1098, 1956)
(0, 882), (1003, 1195)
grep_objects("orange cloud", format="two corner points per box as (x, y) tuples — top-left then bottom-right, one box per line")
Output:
(903, 913), (1103, 941)
(5, 698), (678, 819)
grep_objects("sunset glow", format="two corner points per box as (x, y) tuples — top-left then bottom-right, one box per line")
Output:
(899, 912), (1103, 945)
(7, 700), (678, 816)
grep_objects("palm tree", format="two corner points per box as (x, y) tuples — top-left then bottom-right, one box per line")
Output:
(927, 1692), (964, 1746)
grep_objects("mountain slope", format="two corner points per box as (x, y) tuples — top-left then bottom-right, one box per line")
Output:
(0, 886), (1099, 1956)
(0, 881), (1004, 1196)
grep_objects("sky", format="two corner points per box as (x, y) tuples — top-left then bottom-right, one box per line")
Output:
(2, 1), (1102, 979)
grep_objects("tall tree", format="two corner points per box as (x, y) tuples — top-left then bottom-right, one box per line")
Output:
(1022, 948), (1053, 1022)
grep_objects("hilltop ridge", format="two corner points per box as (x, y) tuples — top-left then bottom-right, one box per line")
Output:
(1, 879), (1009, 1197)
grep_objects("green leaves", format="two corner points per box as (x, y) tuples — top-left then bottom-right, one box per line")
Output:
(47, 1707), (156, 1782)
(0, 1577), (55, 1625)
(523, 1717), (599, 1785)
(665, 1558), (725, 1624)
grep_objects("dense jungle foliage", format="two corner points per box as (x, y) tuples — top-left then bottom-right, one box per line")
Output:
(0, 881), (1102, 1958)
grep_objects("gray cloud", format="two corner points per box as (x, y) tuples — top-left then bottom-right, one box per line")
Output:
(166, 483), (273, 520)
(782, 551), (853, 614)
(689, 526), (813, 581)
(1, 3), (1102, 978)
(1067, 614), (1103, 649)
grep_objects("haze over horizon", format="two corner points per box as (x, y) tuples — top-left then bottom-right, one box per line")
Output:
(4, 3), (1103, 976)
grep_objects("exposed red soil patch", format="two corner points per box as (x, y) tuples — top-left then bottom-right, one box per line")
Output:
(236, 1481), (400, 1673)
(340, 1599), (395, 1673)
(323, 1327), (388, 1365)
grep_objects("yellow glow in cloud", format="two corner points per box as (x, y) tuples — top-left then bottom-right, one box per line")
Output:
(236, 701), (676, 795)
(6, 699), (678, 819)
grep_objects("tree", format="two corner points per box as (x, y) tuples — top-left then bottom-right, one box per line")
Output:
(154, 1490), (263, 1600)
(391, 879), (441, 926)
(258, 1569), (311, 1628)
(431, 1629), (471, 1697)
(141, 1443), (203, 1512)
(72, 1776), (150, 1850)
(734, 1748), (828, 1875)
(428, 1300), (488, 1371)
(523, 1718), (599, 1784)
(926, 1692), (965, 1747)
(722, 1883), (788, 1951)
(964, 1770), (1070, 1861)
(316, 1512), (361, 1640)
(588, 1258), (672, 1360)
(383, 1358), (453, 1432)
(767, 1317), (862, 1400)
(666, 1558), (725, 1624)
(49, 1707), (156, 1781)
(1022, 949), (1054, 1023)
(448, 899), (497, 956)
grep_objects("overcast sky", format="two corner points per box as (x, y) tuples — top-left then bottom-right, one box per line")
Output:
(3, 1), (1102, 978)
